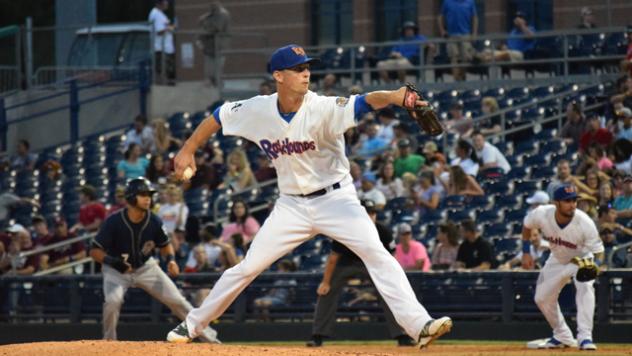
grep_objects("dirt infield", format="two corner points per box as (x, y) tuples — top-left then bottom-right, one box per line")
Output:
(0, 340), (631, 356)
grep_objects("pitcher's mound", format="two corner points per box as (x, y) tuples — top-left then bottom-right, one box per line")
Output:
(0, 340), (385, 356)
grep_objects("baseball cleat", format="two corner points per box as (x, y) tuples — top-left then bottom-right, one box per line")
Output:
(167, 321), (192, 343)
(579, 339), (597, 350)
(417, 316), (452, 349)
(526, 337), (577, 349)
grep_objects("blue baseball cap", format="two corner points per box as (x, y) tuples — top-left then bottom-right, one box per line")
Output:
(553, 184), (578, 201)
(267, 44), (320, 73)
(362, 172), (377, 184)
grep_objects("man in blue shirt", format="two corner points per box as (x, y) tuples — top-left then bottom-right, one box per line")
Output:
(376, 22), (434, 83)
(438, 0), (478, 81)
(477, 11), (535, 63)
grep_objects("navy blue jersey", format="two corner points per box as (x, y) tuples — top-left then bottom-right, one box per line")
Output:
(93, 209), (170, 268)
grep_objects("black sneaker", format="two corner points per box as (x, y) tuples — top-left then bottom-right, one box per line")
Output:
(167, 321), (192, 343)
(306, 335), (323, 347)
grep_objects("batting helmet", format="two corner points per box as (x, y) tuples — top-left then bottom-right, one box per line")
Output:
(125, 177), (157, 205)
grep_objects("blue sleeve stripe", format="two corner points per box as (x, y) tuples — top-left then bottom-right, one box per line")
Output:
(354, 94), (374, 121)
(213, 105), (222, 126)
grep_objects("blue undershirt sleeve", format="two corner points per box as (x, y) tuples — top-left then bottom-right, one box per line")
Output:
(212, 106), (222, 126)
(354, 94), (375, 121)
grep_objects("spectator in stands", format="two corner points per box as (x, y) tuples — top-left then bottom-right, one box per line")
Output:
(560, 101), (587, 147)
(394, 223), (431, 271)
(146, 154), (170, 184)
(546, 160), (591, 198)
(438, 0), (478, 81)
(185, 225), (222, 270)
(354, 123), (390, 159)
(598, 181), (615, 207)
(445, 165), (484, 196)
(394, 138), (425, 177)
(599, 227), (617, 264)
(0, 192), (39, 224)
(11, 139), (37, 171)
(445, 102), (473, 138)
(107, 186), (127, 216)
(253, 259), (297, 321)
(578, 144), (613, 174)
(2, 224), (38, 275)
(526, 190), (550, 212)
(580, 114), (614, 152)
(214, 237), (240, 272)
(413, 171), (443, 217)
(254, 151), (277, 183)
(620, 25), (632, 77)
(183, 245), (214, 306)
(500, 228), (549, 270)
(400, 172), (418, 199)
(220, 199), (260, 244)
(117, 143), (150, 181)
(615, 107), (632, 141)
(614, 175), (632, 218)
(431, 221), (460, 270)
(475, 11), (535, 64)
(149, 0), (176, 84)
(450, 139), (479, 176)
(226, 232), (246, 258)
(392, 122), (418, 152)
(577, 192), (599, 220)
(376, 21), (433, 83)
(222, 149), (256, 191)
(477, 97), (501, 136)
(358, 172), (387, 210)
(71, 185), (106, 234)
(318, 73), (342, 96)
(422, 141), (447, 170)
(152, 118), (181, 154)
(43, 217), (86, 274)
(31, 215), (52, 246)
(197, 1), (230, 87)
(375, 162), (404, 200)
(376, 108), (399, 144)
(171, 226), (190, 271)
(124, 115), (154, 153)
(472, 130), (511, 174)
(0, 240), (7, 275)
(597, 204), (632, 242)
(578, 7), (596, 30)
(157, 184), (188, 237)
(455, 219), (493, 271)
(259, 80), (274, 95)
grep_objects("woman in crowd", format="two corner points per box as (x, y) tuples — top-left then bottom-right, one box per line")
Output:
(431, 221), (460, 270)
(145, 154), (170, 183)
(157, 184), (189, 236)
(413, 171), (443, 216)
(446, 165), (485, 196)
(375, 161), (404, 200)
(222, 149), (256, 191)
(117, 143), (149, 180)
(152, 118), (182, 154)
(220, 199), (260, 245)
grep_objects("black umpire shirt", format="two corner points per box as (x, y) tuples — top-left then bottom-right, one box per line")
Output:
(93, 209), (170, 269)
(456, 236), (494, 269)
(331, 222), (393, 266)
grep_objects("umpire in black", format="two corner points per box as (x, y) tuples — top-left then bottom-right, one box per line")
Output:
(90, 177), (219, 342)
(306, 200), (415, 347)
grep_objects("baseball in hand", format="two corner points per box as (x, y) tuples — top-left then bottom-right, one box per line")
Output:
(182, 167), (194, 180)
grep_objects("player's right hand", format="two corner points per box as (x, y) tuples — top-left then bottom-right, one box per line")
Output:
(317, 282), (330, 296)
(173, 148), (197, 180)
(521, 253), (534, 270)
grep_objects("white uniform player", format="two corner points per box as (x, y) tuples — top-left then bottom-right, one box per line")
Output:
(166, 44), (452, 348)
(522, 184), (604, 351)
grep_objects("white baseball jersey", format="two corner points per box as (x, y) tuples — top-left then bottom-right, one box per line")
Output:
(217, 91), (357, 195)
(523, 205), (604, 264)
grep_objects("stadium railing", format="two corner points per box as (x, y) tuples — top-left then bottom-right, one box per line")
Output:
(1, 270), (630, 323)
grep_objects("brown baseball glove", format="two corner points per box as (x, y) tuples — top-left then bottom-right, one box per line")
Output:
(403, 83), (444, 136)
(571, 256), (599, 282)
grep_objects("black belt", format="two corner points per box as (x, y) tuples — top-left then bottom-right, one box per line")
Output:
(297, 182), (341, 198)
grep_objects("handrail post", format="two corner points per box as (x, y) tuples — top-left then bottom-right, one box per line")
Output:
(25, 17), (33, 89)
(0, 97), (7, 151)
(563, 35), (569, 77)
(69, 79), (79, 143)
(349, 47), (356, 84)
(138, 60), (149, 117)
(418, 42), (425, 83)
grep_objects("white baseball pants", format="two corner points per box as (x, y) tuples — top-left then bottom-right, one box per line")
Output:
(185, 183), (433, 339)
(534, 256), (595, 344)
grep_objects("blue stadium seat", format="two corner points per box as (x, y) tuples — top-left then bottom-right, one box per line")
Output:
(483, 222), (511, 239)
(477, 209), (500, 224)
(447, 208), (475, 222)
(442, 195), (465, 208)
(494, 238), (520, 254)
(530, 165), (556, 180)
(514, 180), (540, 195)
(504, 207), (528, 222)
(506, 166), (530, 181)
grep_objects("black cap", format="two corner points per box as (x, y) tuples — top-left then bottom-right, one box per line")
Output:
(515, 11), (527, 19)
(398, 138), (411, 148)
(402, 21), (418, 30)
